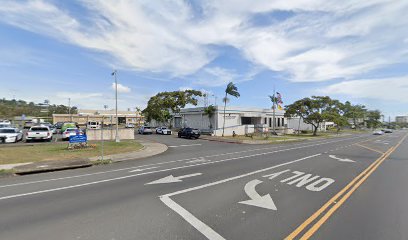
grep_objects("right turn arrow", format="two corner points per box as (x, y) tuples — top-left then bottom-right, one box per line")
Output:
(239, 179), (277, 210)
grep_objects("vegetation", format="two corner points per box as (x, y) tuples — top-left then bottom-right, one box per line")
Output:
(285, 96), (383, 135)
(343, 101), (367, 129)
(203, 105), (216, 129)
(365, 110), (382, 129)
(222, 82), (240, 136)
(0, 140), (143, 165)
(285, 96), (342, 136)
(142, 90), (203, 124)
(0, 98), (77, 119)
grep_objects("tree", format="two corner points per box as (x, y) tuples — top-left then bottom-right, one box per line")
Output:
(222, 82), (240, 136)
(203, 105), (216, 129)
(285, 96), (341, 136)
(365, 110), (382, 129)
(322, 102), (349, 133)
(343, 101), (367, 129)
(142, 90), (203, 124)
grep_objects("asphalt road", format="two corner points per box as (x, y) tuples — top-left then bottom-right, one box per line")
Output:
(0, 131), (407, 240)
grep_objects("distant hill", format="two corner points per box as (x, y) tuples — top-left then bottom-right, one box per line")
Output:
(0, 98), (77, 119)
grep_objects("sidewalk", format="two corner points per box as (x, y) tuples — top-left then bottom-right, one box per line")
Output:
(1, 141), (167, 175)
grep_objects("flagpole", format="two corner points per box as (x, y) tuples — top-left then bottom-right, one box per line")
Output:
(272, 85), (276, 135)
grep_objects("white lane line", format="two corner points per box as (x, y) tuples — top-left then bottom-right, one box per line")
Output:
(129, 166), (159, 173)
(160, 154), (321, 240)
(168, 144), (202, 148)
(0, 135), (367, 189)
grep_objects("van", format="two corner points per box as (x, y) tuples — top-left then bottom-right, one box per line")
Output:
(87, 121), (101, 129)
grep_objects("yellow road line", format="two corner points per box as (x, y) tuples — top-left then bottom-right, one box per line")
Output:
(354, 143), (384, 154)
(285, 132), (408, 240)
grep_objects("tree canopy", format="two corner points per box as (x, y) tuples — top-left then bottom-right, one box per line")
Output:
(0, 98), (77, 119)
(284, 96), (343, 135)
(142, 90), (203, 123)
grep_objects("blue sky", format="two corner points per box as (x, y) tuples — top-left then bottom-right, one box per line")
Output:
(1, 0), (407, 119)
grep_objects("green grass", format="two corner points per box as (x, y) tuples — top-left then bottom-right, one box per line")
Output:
(0, 140), (143, 165)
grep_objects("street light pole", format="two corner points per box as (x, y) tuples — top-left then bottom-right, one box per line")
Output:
(112, 70), (120, 142)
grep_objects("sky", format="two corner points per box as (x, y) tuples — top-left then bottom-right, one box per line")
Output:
(0, 0), (407, 120)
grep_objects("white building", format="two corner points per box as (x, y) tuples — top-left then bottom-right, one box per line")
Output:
(170, 106), (329, 136)
(396, 115), (408, 123)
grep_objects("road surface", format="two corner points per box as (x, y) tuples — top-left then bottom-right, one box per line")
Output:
(0, 131), (407, 240)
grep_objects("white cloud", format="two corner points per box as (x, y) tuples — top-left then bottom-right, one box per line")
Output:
(111, 83), (131, 93)
(55, 92), (103, 100)
(321, 77), (408, 102)
(0, 0), (407, 83)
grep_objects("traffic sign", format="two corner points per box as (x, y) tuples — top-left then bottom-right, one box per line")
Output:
(69, 135), (87, 143)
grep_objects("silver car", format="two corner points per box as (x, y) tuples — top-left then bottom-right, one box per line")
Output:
(138, 126), (153, 134)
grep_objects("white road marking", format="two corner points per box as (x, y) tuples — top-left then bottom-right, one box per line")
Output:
(145, 173), (202, 185)
(187, 158), (209, 163)
(168, 144), (202, 148)
(0, 135), (367, 189)
(129, 166), (159, 173)
(160, 154), (321, 240)
(329, 155), (355, 162)
(239, 179), (277, 210)
(161, 196), (226, 240)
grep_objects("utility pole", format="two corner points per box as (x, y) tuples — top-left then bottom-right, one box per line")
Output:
(112, 70), (120, 142)
(68, 98), (72, 122)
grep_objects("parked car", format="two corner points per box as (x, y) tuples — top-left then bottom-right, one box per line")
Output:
(62, 128), (84, 141)
(87, 121), (101, 129)
(61, 122), (77, 133)
(54, 122), (64, 130)
(24, 120), (34, 129)
(178, 128), (200, 139)
(138, 126), (153, 134)
(373, 130), (384, 135)
(0, 124), (10, 128)
(156, 126), (172, 135)
(49, 125), (58, 134)
(0, 120), (11, 126)
(126, 123), (135, 128)
(26, 126), (53, 142)
(382, 129), (393, 133)
(0, 128), (23, 143)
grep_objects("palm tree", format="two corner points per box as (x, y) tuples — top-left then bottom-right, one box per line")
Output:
(203, 105), (216, 129)
(222, 82), (240, 136)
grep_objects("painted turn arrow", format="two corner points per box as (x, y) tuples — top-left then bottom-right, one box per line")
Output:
(239, 179), (277, 210)
(329, 155), (355, 162)
(145, 173), (202, 185)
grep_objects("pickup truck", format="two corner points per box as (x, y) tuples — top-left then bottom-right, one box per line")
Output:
(26, 126), (53, 142)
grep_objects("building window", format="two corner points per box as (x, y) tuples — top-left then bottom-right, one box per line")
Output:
(264, 118), (267, 124)
(282, 118), (285, 126)
(269, 118), (272, 127)
(241, 117), (252, 125)
(278, 118), (281, 127)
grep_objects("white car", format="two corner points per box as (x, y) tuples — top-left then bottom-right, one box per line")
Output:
(156, 126), (172, 135)
(373, 130), (384, 135)
(62, 128), (84, 141)
(0, 128), (23, 143)
(0, 120), (11, 126)
(26, 126), (53, 142)
(138, 126), (153, 134)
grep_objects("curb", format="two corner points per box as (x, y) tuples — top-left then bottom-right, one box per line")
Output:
(199, 136), (243, 144)
(14, 159), (93, 175)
